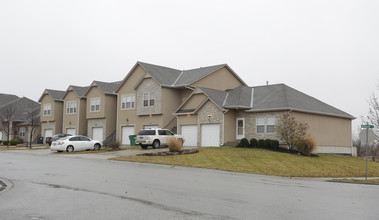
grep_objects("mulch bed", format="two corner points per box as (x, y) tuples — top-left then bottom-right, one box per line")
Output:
(137, 149), (199, 156)
(240, 146), (319, 157)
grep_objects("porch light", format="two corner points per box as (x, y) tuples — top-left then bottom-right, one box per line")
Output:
(187, 114), (190, 118)
(149, 114), (152, 118)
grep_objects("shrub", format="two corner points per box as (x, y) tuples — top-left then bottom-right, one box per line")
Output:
(272, 140), (280, 148)
(295, 136), (316, 153)
(105, 141), (120, 151)
(3, 141), (9, 146)
(168, 138), (183, 152)
(0, 140), (2, 144)
(10, 139), (22, 146)
(257, 139), (265, 147)
(239, 138), (249, 148)
(264, 139), (272, 148)
(249, 138), (258, 147)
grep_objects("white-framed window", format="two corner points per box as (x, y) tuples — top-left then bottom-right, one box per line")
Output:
(90, 97), (100, 112)
(143, 93), (155, 107)
(121, 95), (135, 110)
(66, 101), (77, 114)
(43, 104), (51, 116)
(256, 116), (265, 134)
(256, 116), (276, 134)
(267, 116), (275, 133)
(19, 127), (26, 137)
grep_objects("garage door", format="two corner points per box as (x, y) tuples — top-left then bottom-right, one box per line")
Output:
(92, 127), (103, 142)
(121, 126), (135, 145)
(45, 129), (53, 138)
(66, 128), (76, 135)
(144, 125), (158, 130)
(201, 124), (220, 147)
(181, 125), (197, 147)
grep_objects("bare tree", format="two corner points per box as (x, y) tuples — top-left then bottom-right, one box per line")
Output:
(0, 104), (16, 147)
(361, 93), (379, 161)
(276, 112), (309, 150)
(24, 103), (40, 148)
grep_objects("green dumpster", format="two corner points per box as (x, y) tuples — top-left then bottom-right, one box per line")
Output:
(129, 135), (136, 146)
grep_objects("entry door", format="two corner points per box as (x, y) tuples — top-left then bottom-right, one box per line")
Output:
(236, 118), (245, 139)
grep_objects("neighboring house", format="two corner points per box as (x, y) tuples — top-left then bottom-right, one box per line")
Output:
(0, 96), (41, 143)
(0, 93), (20, 140)
(174, 84), (355, 155)
(38, 89), (65, 143)
(62, 85), (89, 136)
(84, 80), (121, 143)
(115, 61), (246, 145)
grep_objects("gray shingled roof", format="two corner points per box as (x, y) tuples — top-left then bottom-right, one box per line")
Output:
(0, 97), (40, 122)
(189, 84), (353, 119)
(174, 64), (226, 86)
(0, 93), (19, 108)
(138, 62), (182, 85)
(69, 85), (90, 98)
(224, 86), (252, 109)
(198, 87), (228, 110)
(138, 62), (230, 87)
(46, 89), (65, 101)
(93, 81), (121, 94)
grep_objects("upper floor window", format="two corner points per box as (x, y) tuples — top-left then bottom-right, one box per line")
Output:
(43, 104), (51, 116)
(143, 93), (155, 107)
(256, 117), (265, 134)
(90, 97), (100, 112)
(66, 101), (77, 114)
(121, 95), (135, 110)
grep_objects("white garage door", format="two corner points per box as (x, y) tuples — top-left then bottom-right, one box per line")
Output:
(0, 131), (3, 140)
(144, 125), (158, 130)
(66, 128), (76, 135)
(121, 126), (135, 145)
(201, 124), (220, 147)
(45, 129), (53, 138)
(181, 125), (197, 147)
(92, 127), (103, 142)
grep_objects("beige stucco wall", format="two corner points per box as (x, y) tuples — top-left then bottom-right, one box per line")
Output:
(116, 65), (147, 142)
(190, 67), (244, 90)
(63, 91), (87, 135)
(291, 111), (352, 147)
(39, 94), (63, 134)
(104, 94), (117, 138)
(86, 86), (105, 119)
(224, 110), (236, 144)
(161, 87), (182, 130)
(179, 93), (207, 111)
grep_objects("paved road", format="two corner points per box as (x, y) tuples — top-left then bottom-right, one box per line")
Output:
(0, 150), (378, 220)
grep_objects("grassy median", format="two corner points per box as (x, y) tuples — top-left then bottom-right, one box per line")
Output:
(111, 147), (379, 177)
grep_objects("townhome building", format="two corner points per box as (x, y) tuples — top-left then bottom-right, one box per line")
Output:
(115, 61), (246, 145)
(62, 85), (89, 136)
(174, 84), (355, 155)
(38, 89), (65, 142)
(84, 80), (120, 142)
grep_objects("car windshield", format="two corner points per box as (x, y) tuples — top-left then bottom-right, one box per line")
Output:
(137, 130), (156, 135)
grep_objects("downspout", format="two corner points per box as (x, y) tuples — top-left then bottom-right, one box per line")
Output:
(116, 93), (119, 142)
(77, 99), (80, 135)
(222, 110), (228, 146)
(62, 100), (65, 133)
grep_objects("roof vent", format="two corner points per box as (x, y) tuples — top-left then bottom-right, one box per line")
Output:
(266, 81), (269, 85)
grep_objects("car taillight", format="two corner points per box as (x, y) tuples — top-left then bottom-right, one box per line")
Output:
(58, 141), (64, 145)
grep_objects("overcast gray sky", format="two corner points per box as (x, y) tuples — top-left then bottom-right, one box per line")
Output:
(1, 0), (378, 134)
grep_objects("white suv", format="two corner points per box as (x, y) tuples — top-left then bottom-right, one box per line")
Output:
(136, 128), (184, 149)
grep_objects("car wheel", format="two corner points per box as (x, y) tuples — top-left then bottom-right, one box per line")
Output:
(66, 145), (74, 152)
(94, 143), (101, 151)
(152, 140), (160, 149)
(141, 145), (148, 149)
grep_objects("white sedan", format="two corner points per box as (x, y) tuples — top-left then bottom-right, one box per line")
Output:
(51, 135), (102, 152)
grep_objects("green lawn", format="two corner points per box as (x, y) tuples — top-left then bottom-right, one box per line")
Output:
(111, 147), (379, 177)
